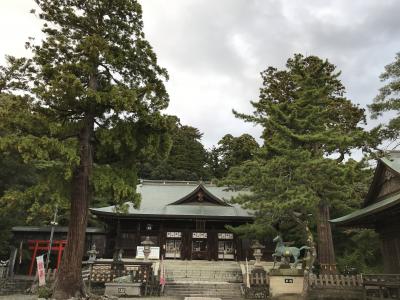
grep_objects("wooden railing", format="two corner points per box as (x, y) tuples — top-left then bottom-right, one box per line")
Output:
(363, 274), (400, 300)
(309, 274), (363, 288)
(241, 269), (269, 299)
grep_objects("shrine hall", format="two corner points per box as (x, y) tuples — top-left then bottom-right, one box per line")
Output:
(90, 180), (258, 261)
(11, 180), (273, 275)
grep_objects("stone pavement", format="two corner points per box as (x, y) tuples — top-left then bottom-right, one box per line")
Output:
(0, 294), (225, 300)
(0, 295), (36, 300)
(0, 295), (183, 300)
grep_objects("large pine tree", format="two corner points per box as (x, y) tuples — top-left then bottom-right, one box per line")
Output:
(0, 1), (172, 297)
(369, 52), (400, 142)
(225, 54), (373, 273)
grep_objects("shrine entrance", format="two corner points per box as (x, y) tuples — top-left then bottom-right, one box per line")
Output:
(27, 239), (66, 275)
(218, 233), (234, 260)
(165, 231), (182, 259)
(191, 232), (208, 260)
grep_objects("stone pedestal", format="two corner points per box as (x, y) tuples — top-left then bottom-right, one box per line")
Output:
(105, 282), (142, 297)
(269, 269), (305, 299)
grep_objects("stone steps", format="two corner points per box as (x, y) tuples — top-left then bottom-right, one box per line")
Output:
(164, 261), (243, 283)
(164, 282), (243, 299)
(163, 260), (244, 299)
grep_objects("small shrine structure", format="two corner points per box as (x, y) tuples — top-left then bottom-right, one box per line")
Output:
(331, 151), (400, 273)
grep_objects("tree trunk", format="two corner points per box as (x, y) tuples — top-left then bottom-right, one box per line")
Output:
(317, 203), (337, 274)
(52, 115), (93, 299)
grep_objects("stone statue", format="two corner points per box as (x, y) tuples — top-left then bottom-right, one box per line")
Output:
(272, 235), (310, 269)
(302, 225), (317, 272)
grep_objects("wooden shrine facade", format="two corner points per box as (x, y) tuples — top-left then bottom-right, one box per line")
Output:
(91, 180), (263, 261)
(96, 215), (252, 261)
(331, 151), (400, 273)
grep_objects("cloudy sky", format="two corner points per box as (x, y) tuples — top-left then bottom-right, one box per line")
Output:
(1, 1), (399, 148)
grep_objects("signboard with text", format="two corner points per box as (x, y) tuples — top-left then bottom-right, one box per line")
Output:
(166, 231), (182, 238)
(192, 232), (207, 239)
(136, 246), (160, 259)
(36, 255), (46, 286)
(218, 233), (234, 239)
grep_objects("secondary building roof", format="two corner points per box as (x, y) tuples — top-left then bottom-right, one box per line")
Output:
(12, 226), (105, 233)
(329, 192), (400, 227)
(90, 180), (253, 220)
(330, 151), (400, 227)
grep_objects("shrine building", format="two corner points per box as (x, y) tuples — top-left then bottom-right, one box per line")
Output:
(90, 180), (257, 261)
(331, 151), (400, 273)
(10, 180), (269, 276)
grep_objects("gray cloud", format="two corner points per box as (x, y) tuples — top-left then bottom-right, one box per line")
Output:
(1, 1), (400, 148)
(140, 0), (400, 147)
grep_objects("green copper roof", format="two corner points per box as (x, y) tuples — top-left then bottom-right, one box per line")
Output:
(380, 151), (400, 174)
(330, 192), (400, 226)
(90, 180), (253, 219)
(331, 151), (400, 226)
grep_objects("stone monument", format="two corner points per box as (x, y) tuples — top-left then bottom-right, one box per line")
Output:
(269, 235), (310, 299)
(105, 274), (142, 297)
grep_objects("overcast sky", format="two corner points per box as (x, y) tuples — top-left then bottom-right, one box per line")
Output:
(1, 1), (399, 148)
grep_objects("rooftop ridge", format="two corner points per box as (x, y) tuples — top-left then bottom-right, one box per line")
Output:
(139, 179), (215, 186)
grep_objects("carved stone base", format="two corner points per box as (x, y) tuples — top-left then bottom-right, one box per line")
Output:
(269, 274), (304, 299)
(105, 282), (142, 296)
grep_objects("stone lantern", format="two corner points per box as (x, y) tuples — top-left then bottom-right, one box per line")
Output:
(141, 236), (154, 261)
(251, 240), (265, 269)
(87, 243), (99, 263)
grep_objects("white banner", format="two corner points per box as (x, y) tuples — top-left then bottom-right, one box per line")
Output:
(192, 232), (207, 239)
(136, 246), (160, 259)
(36, 255), (46, 286)
(218, 233), (234, 240)
(166, 231), (182, 238)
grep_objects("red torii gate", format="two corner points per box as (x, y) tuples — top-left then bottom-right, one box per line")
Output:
(28, 239), (67, 276)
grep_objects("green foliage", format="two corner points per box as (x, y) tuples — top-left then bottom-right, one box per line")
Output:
(0, 1), (174, 287)
(208, 133), (259, 179)
(223, 54), (377, 263)
(138, 122), (209, 181)
(336, 229), (383, 274)
(369, 52), (400, 141)
(37, 285), (53, 298)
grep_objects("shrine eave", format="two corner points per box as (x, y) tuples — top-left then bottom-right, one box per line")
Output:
(330, 192), (400, 227)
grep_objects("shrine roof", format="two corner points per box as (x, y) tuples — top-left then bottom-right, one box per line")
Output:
(90, 180), (253, 219)
(330, 191), (400, 226)
(331, 151), (400, 227)
(380, 151), (400, 175)
(12, 226), (105, 233)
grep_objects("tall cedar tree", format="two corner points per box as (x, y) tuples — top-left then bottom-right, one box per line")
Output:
(225, 54), (373, 274)
(1, 1), (173, 298)
(369, 52), (400, 142)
